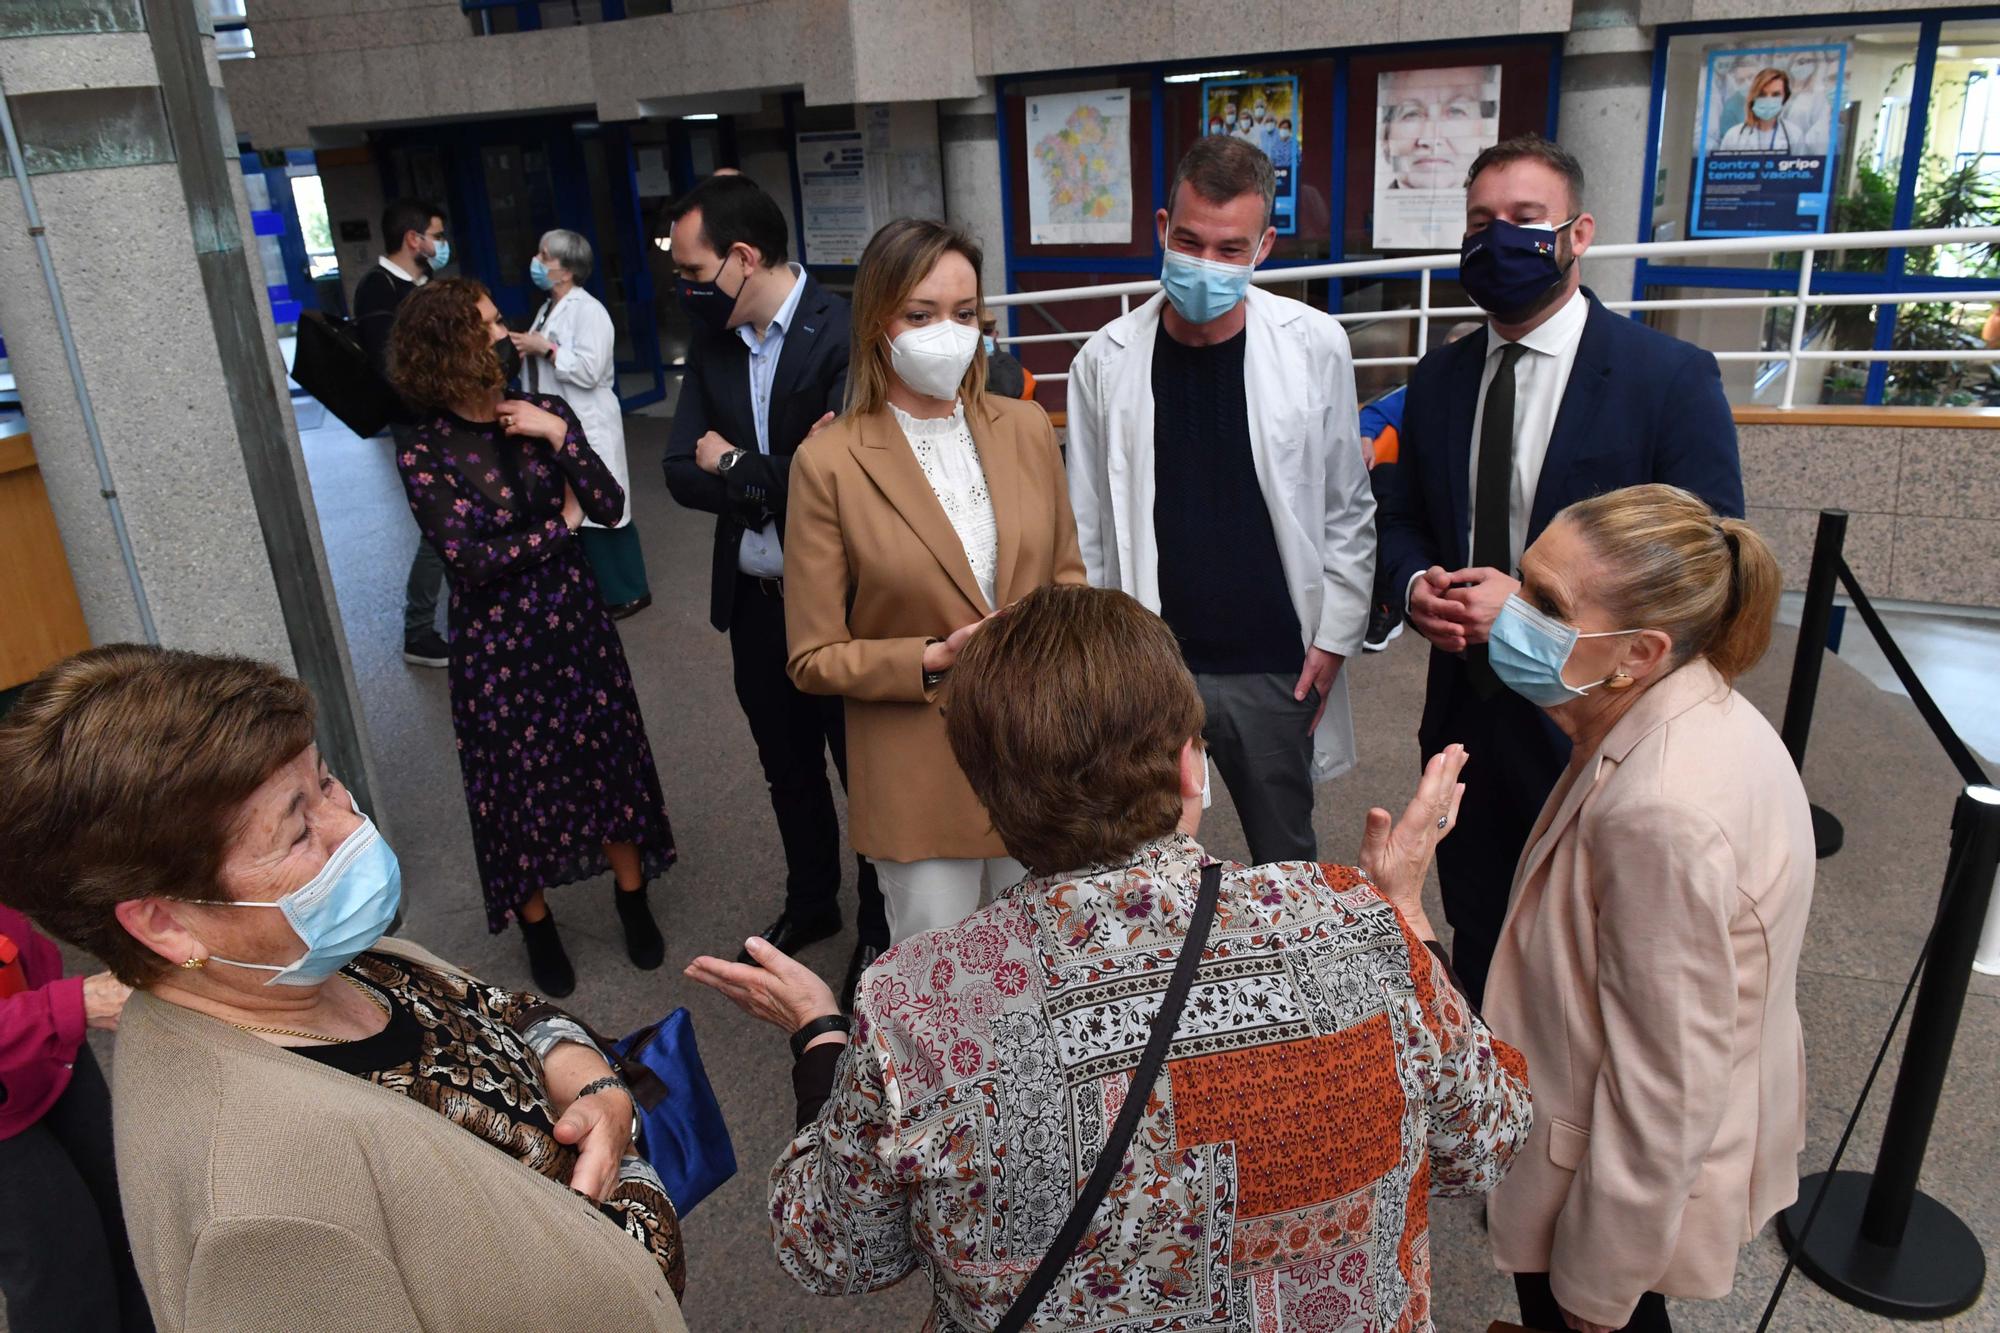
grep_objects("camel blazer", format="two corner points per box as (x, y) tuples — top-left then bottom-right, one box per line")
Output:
(1483, 659), (1814, 1328)
(785, 395), (1085, 861)
(112, 938), (687, 1333)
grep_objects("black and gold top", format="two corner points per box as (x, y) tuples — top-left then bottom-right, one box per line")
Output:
(299, 951), (685, 1296)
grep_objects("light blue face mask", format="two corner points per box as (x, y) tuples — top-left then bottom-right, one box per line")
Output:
(983, 335), (997, 355)
(428, 237), (451, 269)
(529, 255), (554, 291)
(1488, 594), (1641, 708)
(206, 813), (402, 986)
(1751, 95), (1786, 122)
(1160, 247), (1256, 325)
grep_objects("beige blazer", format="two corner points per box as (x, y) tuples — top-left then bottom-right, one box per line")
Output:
(785, 395), (1085, 862)
(1483, 659), (1814, 1328)
(113, 938), (687, 1333)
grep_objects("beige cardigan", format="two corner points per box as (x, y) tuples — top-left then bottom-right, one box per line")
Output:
(784, 394), (1085, 861)
(1483, 659), (1814, 1328)
(113, 938), (687, 1333)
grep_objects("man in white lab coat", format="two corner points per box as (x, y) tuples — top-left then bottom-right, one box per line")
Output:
(1067, 136), (1374, 863)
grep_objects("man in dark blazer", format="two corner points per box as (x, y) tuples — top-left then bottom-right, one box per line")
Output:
(662, 174), (885, 1005)
(1378, 136), (1743, 1008)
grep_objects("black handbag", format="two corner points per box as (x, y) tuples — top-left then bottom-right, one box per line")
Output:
(994, 861), (1221, 1333)
(291, 309), (409, 437)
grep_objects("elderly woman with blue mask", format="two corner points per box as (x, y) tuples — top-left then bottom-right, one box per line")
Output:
(0, 646), (688, 1333)
(511, 228), (652, 617)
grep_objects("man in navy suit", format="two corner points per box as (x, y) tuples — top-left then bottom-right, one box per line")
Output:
(662, 174), (886, 1006)
(1378, 136), (1743, 1008)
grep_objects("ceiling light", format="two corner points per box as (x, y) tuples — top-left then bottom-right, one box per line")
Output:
(1165, 69), (1244, 84)
(683, 113), (719, 121)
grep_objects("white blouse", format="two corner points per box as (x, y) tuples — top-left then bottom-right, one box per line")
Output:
(891, 401), (997, 610)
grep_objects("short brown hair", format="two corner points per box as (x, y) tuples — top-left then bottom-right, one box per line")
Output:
(944, 586), (1204, 875)
(0, 645), (317, 985)
(845, 219), (988, 418)
(1559, 484), (1782, 682)
(388, 276), (501, 411)
(1168, 135), (1275, 229)
(1465, 133), (1586, 214)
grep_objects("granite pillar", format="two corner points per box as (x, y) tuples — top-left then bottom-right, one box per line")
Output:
(0, 0), (381, 813)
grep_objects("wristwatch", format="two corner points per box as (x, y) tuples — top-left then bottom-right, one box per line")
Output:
(789, 1012), (852, 1060)
(717, 447), (747, 475)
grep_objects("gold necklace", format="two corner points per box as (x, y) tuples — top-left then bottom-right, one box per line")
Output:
(230, 973), (391, 1045)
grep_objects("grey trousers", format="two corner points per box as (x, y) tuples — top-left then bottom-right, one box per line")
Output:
(1196, 672), (1318, 864)
(393, 423), (449, 639)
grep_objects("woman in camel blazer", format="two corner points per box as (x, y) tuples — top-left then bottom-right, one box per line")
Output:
(1478, 486), (1813, 1333)
(785, 220), (1083, 942)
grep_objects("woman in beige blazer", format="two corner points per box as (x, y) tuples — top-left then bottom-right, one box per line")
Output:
(786, 219), (1084, 942)
(0, 646), (687, 1333)
(1478, 485), (1813, 1333)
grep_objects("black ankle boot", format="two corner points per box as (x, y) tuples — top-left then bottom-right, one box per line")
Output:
(615, 883), (665, 971)
(519, 910), (575, 998)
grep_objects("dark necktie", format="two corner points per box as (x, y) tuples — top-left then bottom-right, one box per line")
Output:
(1466, 342), (1526, 698)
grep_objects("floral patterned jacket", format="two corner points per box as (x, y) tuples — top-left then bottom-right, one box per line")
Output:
(770, 833), (1533, 1331)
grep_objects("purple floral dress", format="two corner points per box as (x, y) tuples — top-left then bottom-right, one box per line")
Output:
(397, 394), (675, 930)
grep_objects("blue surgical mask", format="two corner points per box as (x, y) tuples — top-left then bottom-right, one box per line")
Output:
(1488, 594), (1640, 707)
(428, 237), (451, 270)
(529, 255), (554, 291)
(206, 814), (402, 986)
(1751, 95), (1786, 121)
(983, 335), (997, 355)
(1161, 247), (1256, 325)
(1459, 216), (1575, 322)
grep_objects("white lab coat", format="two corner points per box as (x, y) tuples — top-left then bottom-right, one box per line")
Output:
(1066, 286), (1375, 782)
(527, 285), (630, 528)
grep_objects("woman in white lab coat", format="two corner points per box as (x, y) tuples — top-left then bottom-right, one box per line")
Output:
(511, 228), (651, 617)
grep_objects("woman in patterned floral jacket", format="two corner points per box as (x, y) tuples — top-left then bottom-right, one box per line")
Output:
(689, 584), (1532, 1331)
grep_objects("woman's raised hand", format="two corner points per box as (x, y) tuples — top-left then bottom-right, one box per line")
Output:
(496, 398), (566, 444)
(1357, 744), (1468, 938)
(685, 936), (841, 1037)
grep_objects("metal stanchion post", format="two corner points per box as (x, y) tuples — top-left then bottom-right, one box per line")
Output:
(1776, 784), (2000, 1317)
(1779, 508), (1849, 857)
(1977, 867), (2000, 976)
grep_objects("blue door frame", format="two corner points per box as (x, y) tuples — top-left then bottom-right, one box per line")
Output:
(375, 115), (665, 410)
(1632, 5), (2000, 405)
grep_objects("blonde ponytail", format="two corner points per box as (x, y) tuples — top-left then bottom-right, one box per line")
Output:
(1708, 517), (1781, 680)
(1560, 484), (1784, 684)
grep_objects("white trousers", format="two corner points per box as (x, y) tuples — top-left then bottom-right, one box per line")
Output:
(874, 855), (1026, 943)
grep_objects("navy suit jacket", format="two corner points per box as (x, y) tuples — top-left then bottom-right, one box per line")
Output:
(664, 274), (851, 631)
(1377, 289), (1744, 751)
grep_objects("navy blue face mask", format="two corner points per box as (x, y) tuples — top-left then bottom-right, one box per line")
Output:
(1459, 216), (1576, 321)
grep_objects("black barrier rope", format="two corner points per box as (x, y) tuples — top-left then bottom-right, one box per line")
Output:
(1836, 558), (1990, 787)
(1753, 913), (1935, 1331)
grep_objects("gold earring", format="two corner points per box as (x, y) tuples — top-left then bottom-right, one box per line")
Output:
(1605, 670), (1635, 690)
(180, 955), (207, 970)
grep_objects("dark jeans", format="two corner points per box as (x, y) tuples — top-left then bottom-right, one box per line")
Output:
(393, 424), (449, 640)
(1515, 1271), (1672, 1332)
(729, 576), (887, 946)
(0, 1047), (152, 1332)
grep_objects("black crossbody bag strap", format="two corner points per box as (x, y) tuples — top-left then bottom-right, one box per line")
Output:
(994, 861), (1221, 1333)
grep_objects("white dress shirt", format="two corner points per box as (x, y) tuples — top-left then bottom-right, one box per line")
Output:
(1466, 287), (1589, 571)
(891, 400), (998, 610)
(735, 262), (808, 578)
(378, 255), (426, 286)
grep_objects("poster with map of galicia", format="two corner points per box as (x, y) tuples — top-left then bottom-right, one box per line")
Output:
(1025, 88), (1133, 244)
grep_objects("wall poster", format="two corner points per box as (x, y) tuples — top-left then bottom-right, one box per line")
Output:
(1024, 88), (1133, 245)
(1692, 44), (1847, 237)
(795, 130), (871, 267)
(1372, 65), (1502, 250)
(1202, 74), (1301, 236)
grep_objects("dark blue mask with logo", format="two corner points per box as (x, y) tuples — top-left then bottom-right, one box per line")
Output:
(1459, 216), (1576, 321)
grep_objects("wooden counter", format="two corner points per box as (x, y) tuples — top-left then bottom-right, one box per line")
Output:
(0, 420), (91, 690)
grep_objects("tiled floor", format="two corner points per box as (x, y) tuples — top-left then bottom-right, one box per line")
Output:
(51, 407), (1995, 1333)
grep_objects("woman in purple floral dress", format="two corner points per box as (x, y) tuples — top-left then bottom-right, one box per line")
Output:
(388, 278), (674, 997)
